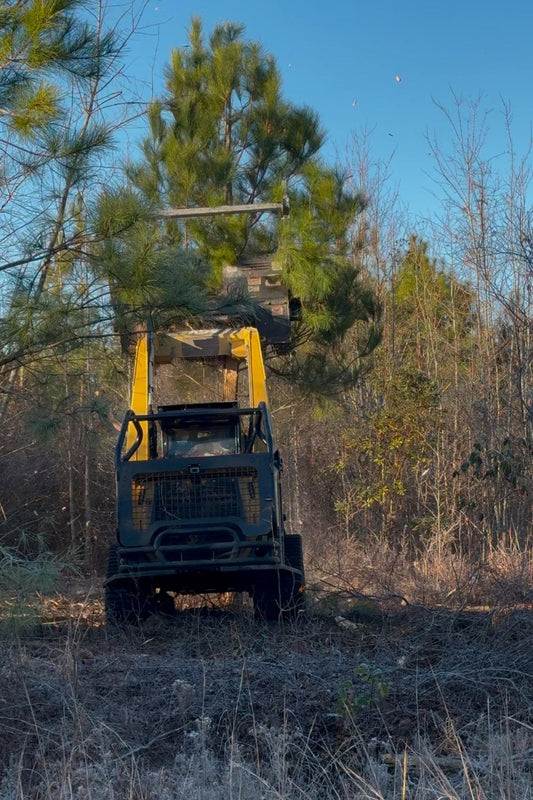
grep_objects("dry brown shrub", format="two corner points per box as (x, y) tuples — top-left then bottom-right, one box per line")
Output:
(310, 531), (533, 611)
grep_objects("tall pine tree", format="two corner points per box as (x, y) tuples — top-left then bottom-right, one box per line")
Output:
(102, 18), (381, 393)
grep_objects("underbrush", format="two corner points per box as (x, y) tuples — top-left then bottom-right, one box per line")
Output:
(0, 530), (531, 799)
(2, 715), (529, 800)
(0, 580), (531, 800)
(311, 534), (533, 611)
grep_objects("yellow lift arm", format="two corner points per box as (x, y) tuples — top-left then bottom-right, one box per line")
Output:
(126, 327), (269, 460)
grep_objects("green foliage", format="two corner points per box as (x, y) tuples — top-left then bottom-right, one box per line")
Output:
(98, 17), (381, 392)
(128, 16), (326, 265)
(0, 0), (125, 380)
(92, 187), (150, 240)
(333, 368), (441, 542)
(29, 414), (62, 441)
(326, 231), (530, 553)
(394, 235), (474, 359)
(10, 81), (61, 134)
(337, 663), (390, 718)
(277, 164), (367, 333)
(0, 1), (120, 138)
(457, 438), (527, 494)
(0, 536), (70, 636)
(0, 266), (108, 369)
(91, 187), (221, 350)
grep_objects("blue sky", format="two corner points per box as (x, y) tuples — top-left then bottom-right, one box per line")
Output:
(120, 0), (533, 222)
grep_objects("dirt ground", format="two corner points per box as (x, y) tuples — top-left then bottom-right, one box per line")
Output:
(1, 581), (532, 799)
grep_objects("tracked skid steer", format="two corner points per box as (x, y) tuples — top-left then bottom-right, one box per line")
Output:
(105, 324), (305, 623)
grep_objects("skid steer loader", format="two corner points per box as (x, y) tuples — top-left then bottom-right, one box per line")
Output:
(105, 325), (304, 623)
(105, 198), (304, 622)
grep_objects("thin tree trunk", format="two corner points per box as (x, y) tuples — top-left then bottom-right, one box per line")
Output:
(83, 448), (91, 565)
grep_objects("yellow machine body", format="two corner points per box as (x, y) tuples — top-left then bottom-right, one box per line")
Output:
(126, 327), (268, 460)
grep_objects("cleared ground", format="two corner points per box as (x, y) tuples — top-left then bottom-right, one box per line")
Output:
(0, 582), (531, 799)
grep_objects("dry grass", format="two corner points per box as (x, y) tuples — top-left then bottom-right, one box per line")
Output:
(312, 534), (533, 611)
(0, 569), (531, 799)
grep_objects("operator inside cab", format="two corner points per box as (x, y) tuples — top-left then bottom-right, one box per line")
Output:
(163, 419), (240, 457)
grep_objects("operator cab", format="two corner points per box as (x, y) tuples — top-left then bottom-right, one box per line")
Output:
(164, 422), (238, 457)
(158, 403), (241, 458)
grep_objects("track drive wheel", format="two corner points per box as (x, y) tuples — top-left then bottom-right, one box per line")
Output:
(104, 544), (152, 625)
(253, 535), (305, 622)
(253, 577), (282, 622)
(282, 533), (305, 618)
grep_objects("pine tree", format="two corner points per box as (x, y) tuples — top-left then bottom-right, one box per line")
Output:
(0, 0), (128, 377)
(117, 18), (381, 393)
(128, 18), (325, 263)
(0, 2), (141, 594)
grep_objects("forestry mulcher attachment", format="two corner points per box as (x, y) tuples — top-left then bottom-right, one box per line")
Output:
(105, 324), (305, 622)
